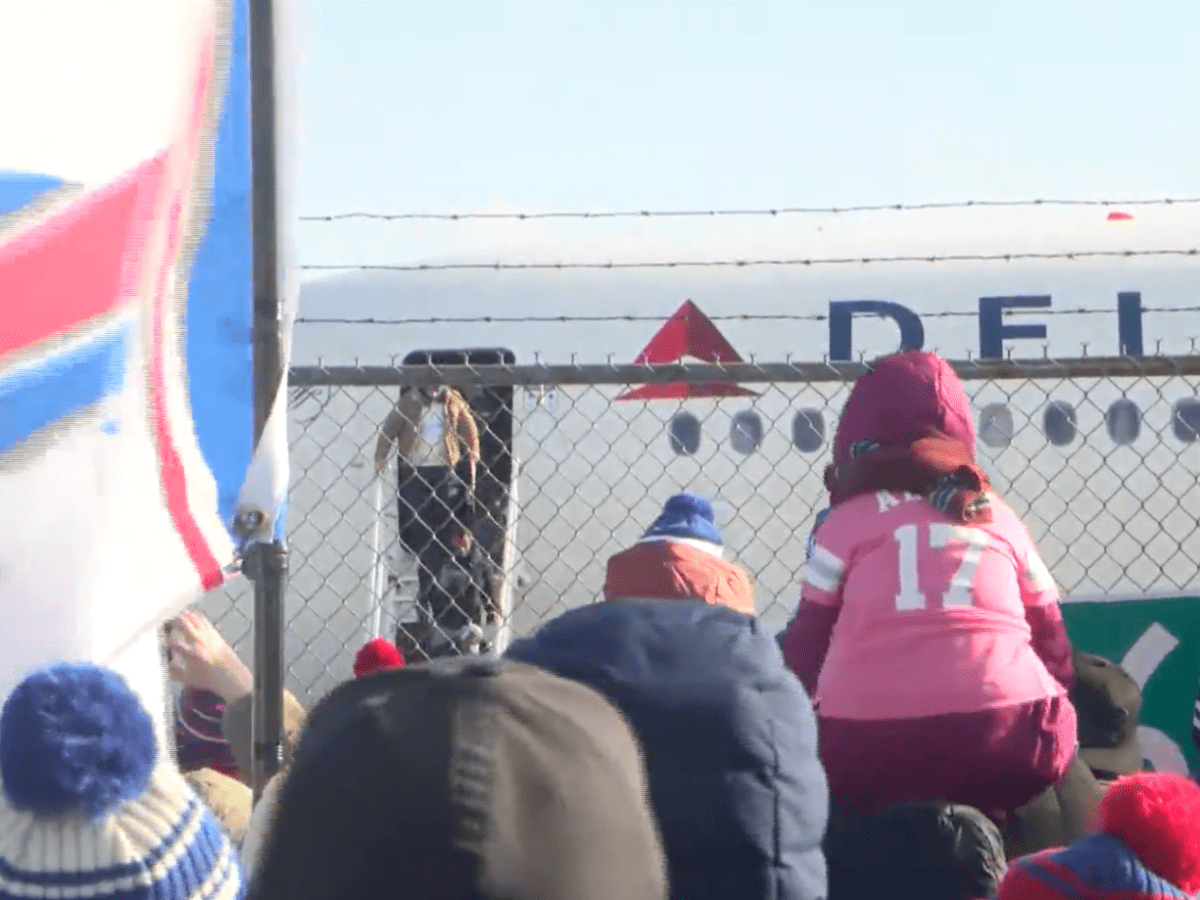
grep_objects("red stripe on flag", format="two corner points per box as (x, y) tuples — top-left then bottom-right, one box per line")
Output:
(0, 160), (163, 361)
(149, 195), (224, 591)
(146, 31), (226, 592)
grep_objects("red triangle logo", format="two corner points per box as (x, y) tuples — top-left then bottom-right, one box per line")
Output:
(618, 300), (757, 400)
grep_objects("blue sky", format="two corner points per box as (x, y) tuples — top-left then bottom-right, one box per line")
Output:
(295, 0), (1200, 266)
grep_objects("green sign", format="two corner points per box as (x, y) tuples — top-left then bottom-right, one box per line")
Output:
(1062, 597), (1200, 775)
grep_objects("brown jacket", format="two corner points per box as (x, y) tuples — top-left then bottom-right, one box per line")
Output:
(374, 388), (480, 490)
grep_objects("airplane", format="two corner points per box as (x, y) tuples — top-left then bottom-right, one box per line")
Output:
(268, 199), (1200, 770)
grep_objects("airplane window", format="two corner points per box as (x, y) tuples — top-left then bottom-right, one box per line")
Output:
(1173, 398), (1200, 443)
(730, 410), (763, 455)
(1043, 401), (1077, 447)
(668, 413), (701, 456)
(978, 403), (1014, 450)
(792, 409), (825, 453)
(1106, 399), (1141, 445)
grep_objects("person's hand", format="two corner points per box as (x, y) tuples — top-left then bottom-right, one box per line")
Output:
(373, 443), (391, 474)
(166, 609), (253, 702)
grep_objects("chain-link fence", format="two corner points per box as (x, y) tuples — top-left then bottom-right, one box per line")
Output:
(198, 356), (1200, 708)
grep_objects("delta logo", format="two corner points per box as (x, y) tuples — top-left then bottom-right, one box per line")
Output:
(617, 300), (757, 401)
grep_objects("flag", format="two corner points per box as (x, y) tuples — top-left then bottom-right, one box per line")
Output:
(0, 0), (296, 711)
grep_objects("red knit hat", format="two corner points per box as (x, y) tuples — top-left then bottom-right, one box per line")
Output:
(354, 638), (405, 678)
(1097, 772), (1200, 894)
(999, 772), (1200, 900)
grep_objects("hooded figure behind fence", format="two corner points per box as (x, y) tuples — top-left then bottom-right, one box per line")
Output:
(247, 656), (668, 900)
(781, 350), (1083, 828)
(509, 598), (829, 900)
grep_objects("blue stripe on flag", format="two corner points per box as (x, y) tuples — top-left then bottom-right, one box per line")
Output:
(0, 322), (131, 455)
(185, 0), (254, 532)
(0, 172), (63, 217)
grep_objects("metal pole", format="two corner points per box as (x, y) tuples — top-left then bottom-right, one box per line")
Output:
(247, 0), (287, 801)
(246, 540), (286, 799)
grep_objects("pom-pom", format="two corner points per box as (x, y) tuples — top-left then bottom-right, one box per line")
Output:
(661, 493), (714, 524)
(354, 638), (405, 678)
(0, 663), (156, 820)
(1097, 771), (1200, 893)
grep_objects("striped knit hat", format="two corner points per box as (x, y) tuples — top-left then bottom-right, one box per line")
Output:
(641, 493), (724, 553)
(0, 663), (245, 900)
(999, 772), (1200, 900)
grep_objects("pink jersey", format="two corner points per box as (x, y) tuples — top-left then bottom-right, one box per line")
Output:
(803, 490), (1065, 721)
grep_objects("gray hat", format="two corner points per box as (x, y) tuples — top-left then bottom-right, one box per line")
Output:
(248, 656), (667, 900)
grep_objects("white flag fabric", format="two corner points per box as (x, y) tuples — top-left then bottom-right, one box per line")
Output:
(0, 0), (295, 712)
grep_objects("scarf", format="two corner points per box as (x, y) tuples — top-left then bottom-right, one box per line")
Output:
(824, 433), (993, 524)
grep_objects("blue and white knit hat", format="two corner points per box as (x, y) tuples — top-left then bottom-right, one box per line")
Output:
(641, 493), (724, 553)
(0, 663), (244, 900)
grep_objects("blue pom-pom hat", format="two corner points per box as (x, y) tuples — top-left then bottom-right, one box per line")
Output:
(0, 663), (245, 900)
(640, 493), (724, 557)
(605, 493), (754, 613)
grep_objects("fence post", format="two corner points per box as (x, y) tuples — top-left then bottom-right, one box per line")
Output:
(247, 0), (287, 800)
(245, 539), (287, 799)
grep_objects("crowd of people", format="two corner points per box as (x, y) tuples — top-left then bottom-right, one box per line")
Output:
(2, 349), (1199, 900)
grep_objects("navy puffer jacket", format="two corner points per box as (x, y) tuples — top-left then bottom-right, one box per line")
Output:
(507, 599), (828, 900)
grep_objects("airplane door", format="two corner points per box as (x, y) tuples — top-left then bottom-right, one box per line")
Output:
(389, 348), (518, 658)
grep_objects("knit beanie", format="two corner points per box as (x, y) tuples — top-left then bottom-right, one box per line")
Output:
(0, 663), (245, 900)
(641, 493), (723, 553)
(353, 638), (405, 678)
(182, 768), (252, 847)
(999, 772), (1200, 900)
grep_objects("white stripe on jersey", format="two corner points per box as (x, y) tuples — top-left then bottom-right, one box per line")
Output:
(1025, 548), (1057, 594)
(804, 545), (845, 593)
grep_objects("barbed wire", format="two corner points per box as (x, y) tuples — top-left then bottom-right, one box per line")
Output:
(298, 197), (1200, 223)
(300, 248), (1200, 274)
(295, 305), (1200, 327)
